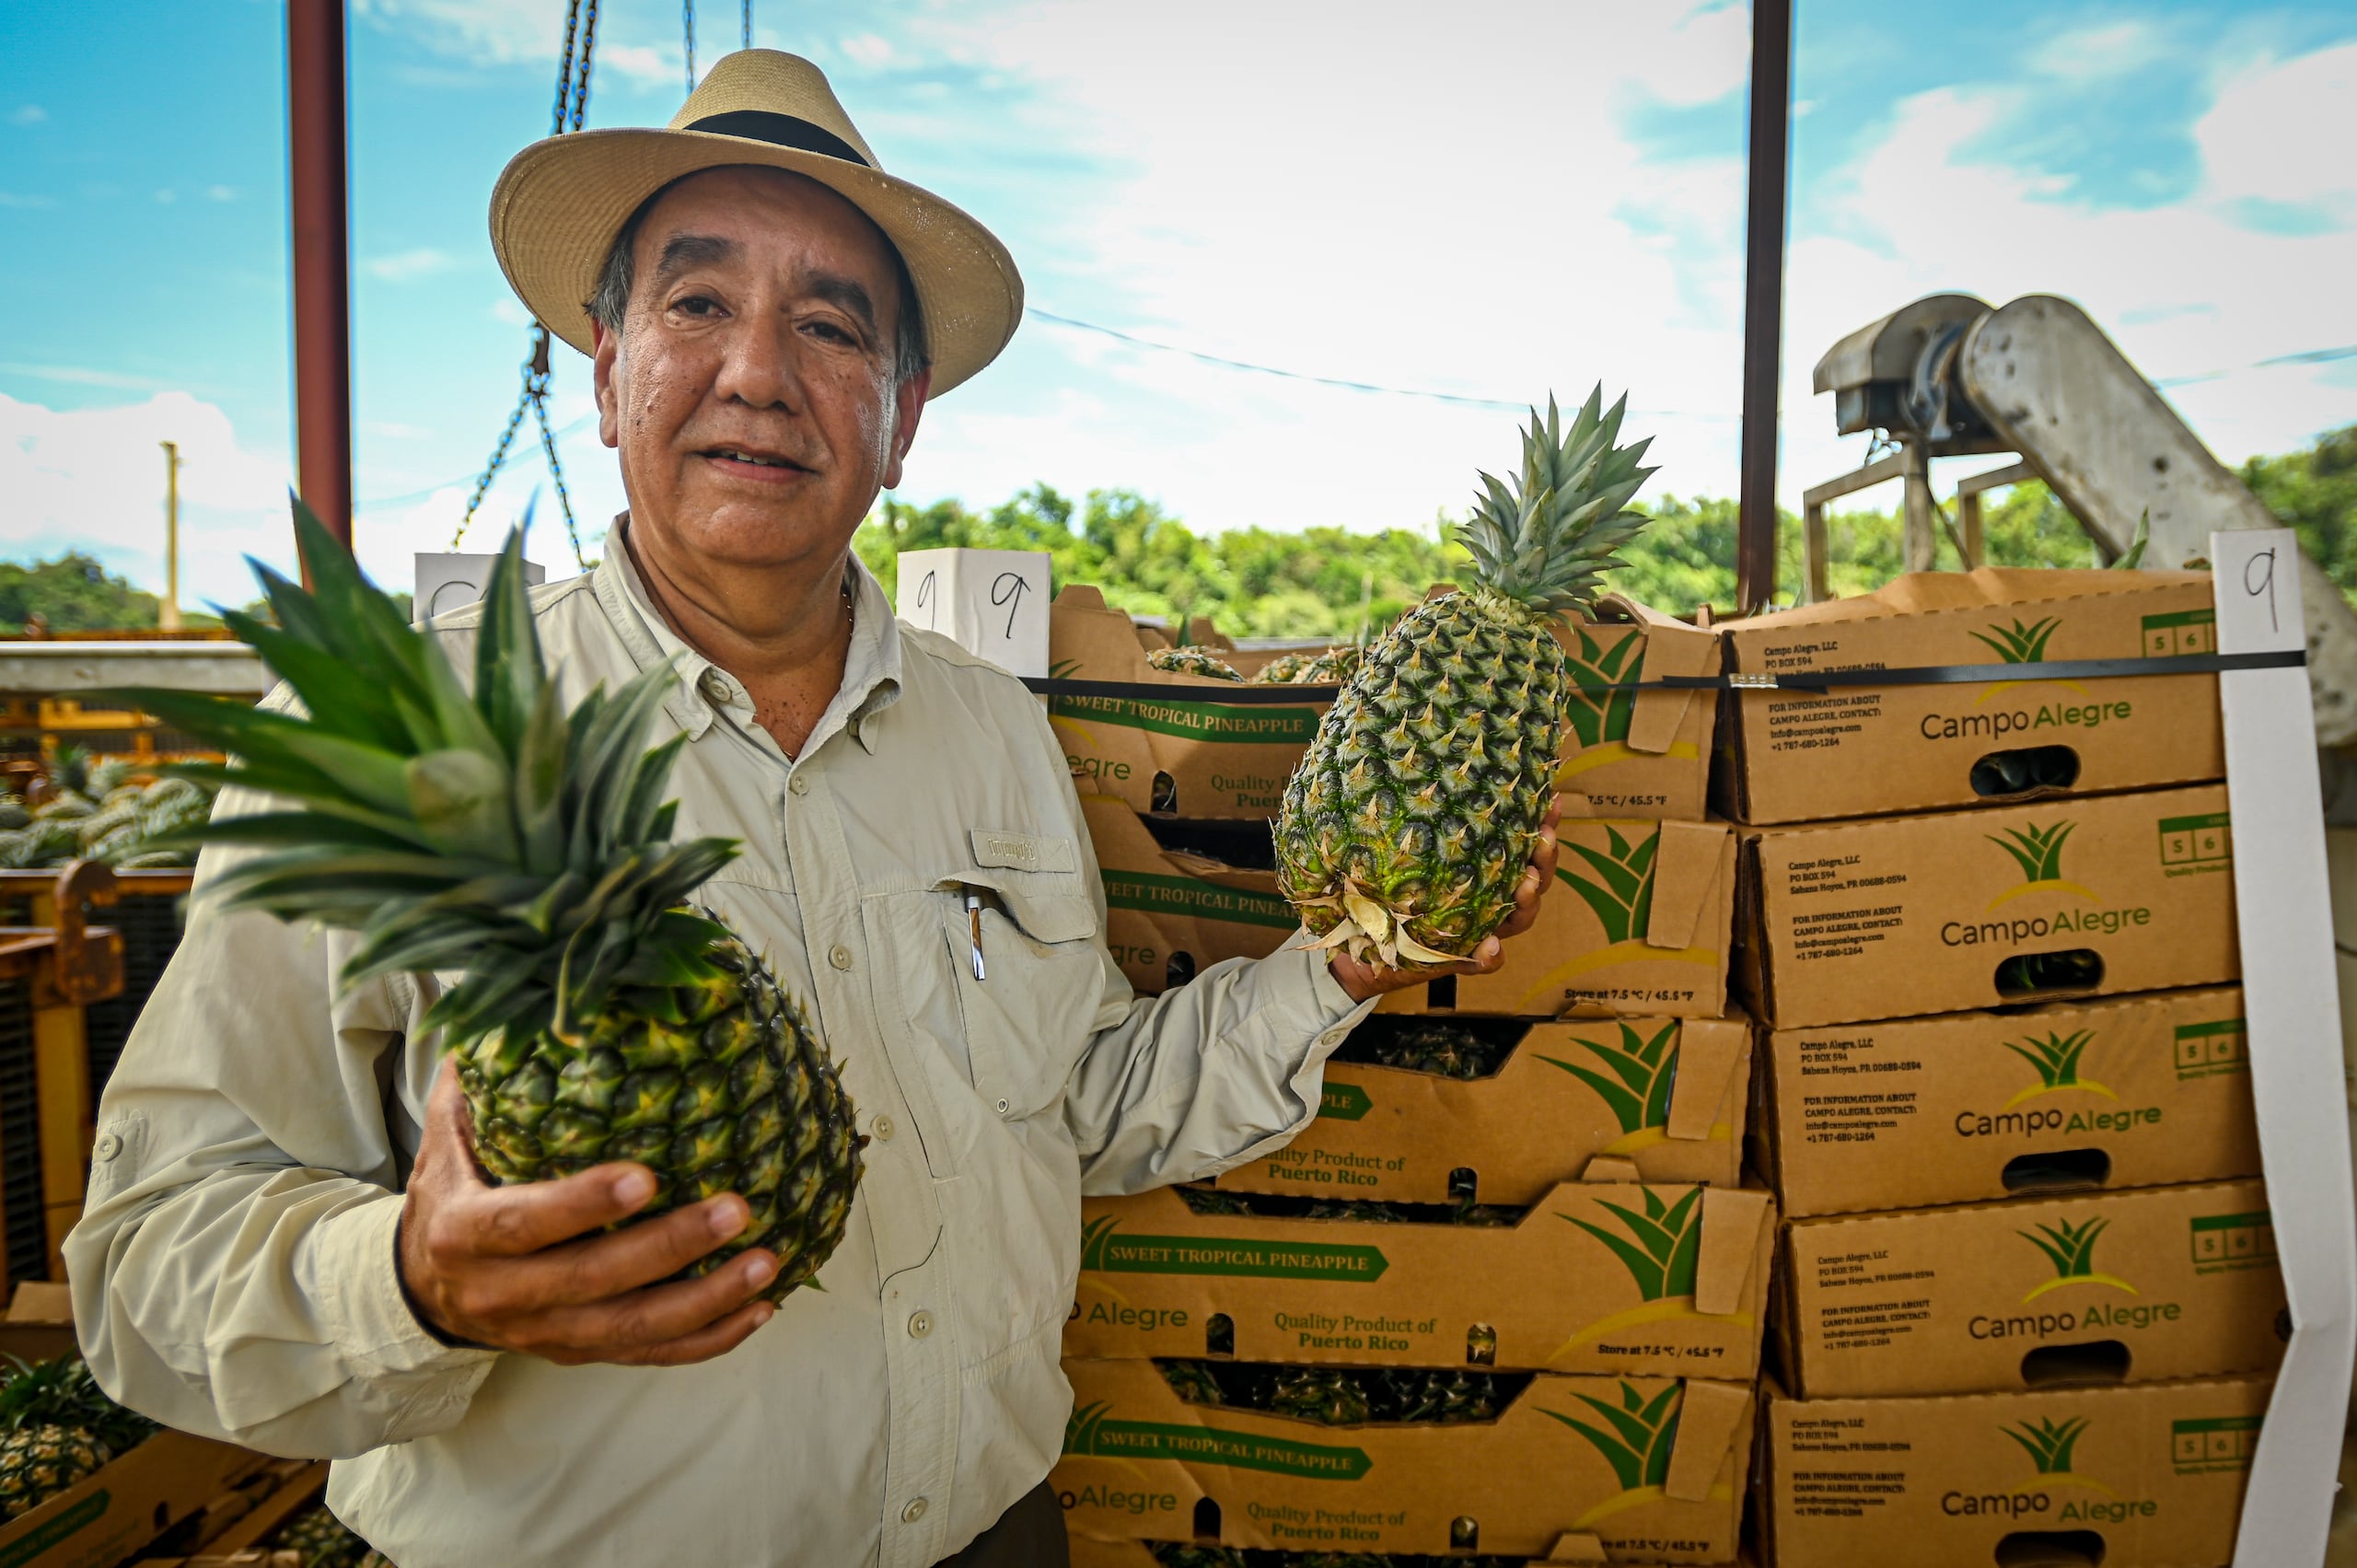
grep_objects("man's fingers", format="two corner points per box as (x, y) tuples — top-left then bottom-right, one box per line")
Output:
(1494, 865), (1545, 939)
(455, 1161), (661, 1260)
(1530, 820), (1561, 883)
(610, 1298), (777, 1368)
(528, 1249), (780, 1354)
(472, 1195), (754, 1310)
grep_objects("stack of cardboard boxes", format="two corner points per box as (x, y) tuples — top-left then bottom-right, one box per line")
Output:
(1053, 596), (1774, 1566)
(1725, 570), (2282, 1568)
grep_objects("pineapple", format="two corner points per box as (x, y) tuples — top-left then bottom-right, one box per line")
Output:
(1157, 1359), (1228, 1407)
(1299, 645), (1362, 685)
(274, 1504), (371, 1568)
(1382, 1368), (1499, 1423)
(1250, 650), (1316, 683)
(1150, 1546), (1249, 1568)
(0, 796), (27, 831)
(1275, 389), (1655, 966)
(1269, 1366), (1370, 1426)
(0, 1354), (157, 1521)
(1148, 646), (1245, 681)
(105, 507), (866, 1304)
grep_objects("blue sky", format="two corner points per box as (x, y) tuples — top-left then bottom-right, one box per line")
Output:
(2, 0), (2353, 605)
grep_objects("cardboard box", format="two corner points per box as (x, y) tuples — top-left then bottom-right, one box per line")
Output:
(1058, 1357), (1753, 1562)
(1717, 569), (2223, 826)
(1775, 1178), (2284, 1400)
(129, 1457), (327, 1567)
(0, 1430), (272, 1568)
(1378, 818), (1736, 1020)
(1068, 1180), (1774, 1380)
(1080, 796), (1300, 993)
(1737, 783), (2238, 1030)
(1050, 587), (1329, 819)
(1068, 1541), (1751, 1568)
(1213, 1016), (1750, 1204)
(1757, 986), (2260, 1218)
(0, 1283), (78, 1365)
(1759, 1372), (2268, 1568)
(1551, 598), (1719, 820)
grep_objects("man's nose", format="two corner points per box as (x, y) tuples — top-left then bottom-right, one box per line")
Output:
(711, 310), (804, 412)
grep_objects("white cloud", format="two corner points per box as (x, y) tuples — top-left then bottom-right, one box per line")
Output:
(153, 189), (175, 204)
(206, 184), (238, 203)
(2031, 20), (2170, 81)
(0, 364), (169, 390)
(6, 106), (44, 127)
(354, 0), (685, 90)
(840, 33), (896, 68)
(2195, 41), (2357, 229)
(365, 247), (462, 283)
(0, 192), (53, 210)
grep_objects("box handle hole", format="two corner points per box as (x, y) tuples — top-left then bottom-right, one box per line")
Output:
(1191, 1498), (1222, 1541)
(1995, 1527), (2106, 1566)
(1466, 1322), (1498, 1365)
(1425, 975), (1457, 1010)
(1994, 949), (2105, 1001)
(2020, 1340), (2131, 1388)
(2001, 1149), (2113, 1193)
(1971, 746), (2082, 798)
(1165, 951), (1198, 989)
(1449, 1516), (1480, 1551)
(1204, 1313), (1234, 1356)
(1152, 772), (1178, 813)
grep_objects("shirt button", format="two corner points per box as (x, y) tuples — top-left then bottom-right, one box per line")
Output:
(788, 772), (810, 796)
(908, 1310), (933, 1339)
(872, 1115), (896, 1142)
(994, 1097), (1011, 1116)
(699, 670), (730, 702)
(829, 944), (854, 970)
(901, 1497), (928, 1524)
(93, 1132), (122, 1162)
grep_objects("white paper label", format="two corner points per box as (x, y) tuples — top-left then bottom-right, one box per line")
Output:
(894, 549), (1051, 679)
(413, 552), (546, 624)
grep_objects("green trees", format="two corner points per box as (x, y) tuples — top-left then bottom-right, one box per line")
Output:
(0, 554), (166, 633)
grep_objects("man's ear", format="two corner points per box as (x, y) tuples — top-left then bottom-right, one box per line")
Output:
(591, 319), (622, 450)
(880, 367), (932, 492)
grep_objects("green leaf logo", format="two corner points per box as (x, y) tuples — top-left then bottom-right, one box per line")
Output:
(1562, 1187), (1702, 1301)
(1984, 822), (2101, 911)
(1539, 1021), (1681, 1137)
(1971, 616), (2062, 665)
(1558, 825), (1658, 945)
(1066, 1400), (1114, 1456)
(1998, 1028), (2117, 1109)
(2019, 1216), (2139, 1301)
(1082, 1215), (1120, 1272)
(2004, 1415), (2091, 1477)
(1562, 626), (1643, 749)
(1544, 1381), (1683, 1492)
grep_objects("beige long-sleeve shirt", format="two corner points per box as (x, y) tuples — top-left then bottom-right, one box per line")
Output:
(64, 539), (1368, 1568)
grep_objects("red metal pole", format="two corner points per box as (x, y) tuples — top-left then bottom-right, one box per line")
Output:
(1736, 0), (1794, 614)
(286, 0), (353, 564)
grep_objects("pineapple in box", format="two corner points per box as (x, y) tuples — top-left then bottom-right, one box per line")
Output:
(107, 506), (865, 1302)
(1148, 645), (1245, 680)
(1275, 389), (1655, 966)
(274, 1504), (372, 1568)
(0, 1355), (157, 1522)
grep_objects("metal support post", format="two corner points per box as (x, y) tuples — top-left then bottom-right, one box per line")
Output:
(286, 0), (354, 563)
(1736, 0), (1794, 613)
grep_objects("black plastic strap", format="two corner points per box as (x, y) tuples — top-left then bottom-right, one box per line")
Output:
(1017, 648), (2305, 703)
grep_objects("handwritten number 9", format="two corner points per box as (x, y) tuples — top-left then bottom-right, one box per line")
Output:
(991, 573), (1030, 640)
(2243, 549), (2278, 634)
(914, 571), (938, 630)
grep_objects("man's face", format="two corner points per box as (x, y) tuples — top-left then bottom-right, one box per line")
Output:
(592, 166), (927, 575)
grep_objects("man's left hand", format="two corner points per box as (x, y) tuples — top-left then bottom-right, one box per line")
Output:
(1327, 792), (1565, 1003)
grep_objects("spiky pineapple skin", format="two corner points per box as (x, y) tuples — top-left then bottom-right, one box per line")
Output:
(275, 1504), (371, 1568)
(1148, 646), (1246, 681)
(0, 1426), (104, 1521)
(459, 933), (863, 1305)
(1274, 589), (1564, 965)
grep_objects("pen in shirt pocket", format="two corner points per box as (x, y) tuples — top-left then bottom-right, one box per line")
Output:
(963, 888), (987, 981)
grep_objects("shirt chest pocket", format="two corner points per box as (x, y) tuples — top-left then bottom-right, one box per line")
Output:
(939, 867), (1103, 1121)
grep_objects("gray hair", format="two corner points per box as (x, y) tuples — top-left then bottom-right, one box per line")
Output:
(585, 176), (931, 386)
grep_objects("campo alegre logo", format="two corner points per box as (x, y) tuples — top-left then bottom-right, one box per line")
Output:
(1985, 822), (2101, 910)
(1538, 1021), (1683, 1153)
(2019, 1216), (2138, 1302)
(1999, 1028), (2117, 1110)
(1561, 825), (1658, 943)
(1544, 1382), (1715, 1529)
(1553, 1188), (1749, 1355)
(1972, 616), (2061, 665)
(1555, 626), (1700, 784)
(2002, 1416), (2112, 1496)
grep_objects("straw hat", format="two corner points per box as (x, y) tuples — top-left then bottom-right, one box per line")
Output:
(489, 49), (1022, 398)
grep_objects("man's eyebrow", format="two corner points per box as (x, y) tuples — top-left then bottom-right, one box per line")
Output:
(653, 233), (737, 280)
(807, 273), (880, 339)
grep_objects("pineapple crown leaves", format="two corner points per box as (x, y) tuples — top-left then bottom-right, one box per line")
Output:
(2003, 1415), (2093, 1475)
(1541, 1381), (1683, 1492)
(2021, 1216), (2109, 1278)
(1988, 821), (2074, 883)
(0, 1356), (155, 1454)
(1538, 1021), (1680, 1134)
(1556, 824), (1658, 945)
(1968, 615), (2062, 665)
(1561, 1186), (1703, 1301)
(2114, 510), (2152, 571)
(94, 497), (741, 1044)
(2002, 1028), (2096, 1088)
(1460, 387), (1659, 619)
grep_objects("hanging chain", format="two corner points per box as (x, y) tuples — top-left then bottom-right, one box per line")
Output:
(453, 0), (597, 566)
(683, 0), (695, 96)
(741, 0), (751, 50)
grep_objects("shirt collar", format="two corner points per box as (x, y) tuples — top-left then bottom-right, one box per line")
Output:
(593, 516), (902, 755)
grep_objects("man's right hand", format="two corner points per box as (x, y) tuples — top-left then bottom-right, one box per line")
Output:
(396, 1056), (781, 1365)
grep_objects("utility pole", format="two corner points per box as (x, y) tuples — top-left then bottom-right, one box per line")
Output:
(1736, 0), (1794, 613)
(287, 0), (354, 564)
(158, 442), (183, 633)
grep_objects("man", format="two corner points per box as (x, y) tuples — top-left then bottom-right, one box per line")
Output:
(67, 51), (1561, 1567)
